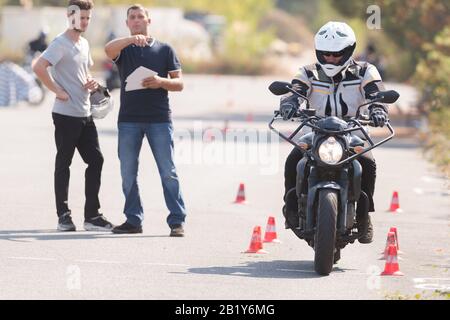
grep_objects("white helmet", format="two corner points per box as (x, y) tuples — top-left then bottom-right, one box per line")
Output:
(314, 21), (356, 77)
(90, 85), (114, 119)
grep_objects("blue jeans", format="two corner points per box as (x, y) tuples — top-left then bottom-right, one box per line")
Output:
(118, 122), (186, 227)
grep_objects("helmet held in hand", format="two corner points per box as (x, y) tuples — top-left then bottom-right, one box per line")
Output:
(90, 85), (114, 119)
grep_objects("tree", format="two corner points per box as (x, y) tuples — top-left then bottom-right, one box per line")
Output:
(156, 0), (276, 74)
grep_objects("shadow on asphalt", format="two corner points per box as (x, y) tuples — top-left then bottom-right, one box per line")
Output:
(0, 230), (169, 241)
(185, 260), (356, 279)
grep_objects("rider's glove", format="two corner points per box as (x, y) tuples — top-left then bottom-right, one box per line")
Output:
(369, 104), (388, 127)
(280, 102), (297, 120)
(279, 95), (299, 120)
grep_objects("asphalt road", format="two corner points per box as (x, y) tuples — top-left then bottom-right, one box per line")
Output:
(0, 75), (448, 300)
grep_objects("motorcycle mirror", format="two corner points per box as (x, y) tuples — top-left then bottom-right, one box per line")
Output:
(269, 81), (292, 95)
(373, 90), (400, 104)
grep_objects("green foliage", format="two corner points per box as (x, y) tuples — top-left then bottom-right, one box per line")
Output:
(97, 0), (154, 5)
(425, 107), (450, 176)
(276, 0), (319, 23)
(385, 290), (450, 300)
(155, 0), (276, 74)
(3, 0), (64, 5)
(415, 27), (450, 175)
(328, 0), (368, 18)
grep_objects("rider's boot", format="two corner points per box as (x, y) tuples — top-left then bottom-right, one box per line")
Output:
(358, 214), (373, 244)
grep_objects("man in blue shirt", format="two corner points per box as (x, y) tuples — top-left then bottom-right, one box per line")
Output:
(105, 4), (187, 236)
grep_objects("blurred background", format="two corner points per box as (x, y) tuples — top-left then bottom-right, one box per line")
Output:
(0, 0), (449, 175)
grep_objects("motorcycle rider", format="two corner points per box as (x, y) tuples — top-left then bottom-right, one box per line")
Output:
(103, 31), (121, 90)
(28, 30), (49, 56)
(281, 21), (389, 244)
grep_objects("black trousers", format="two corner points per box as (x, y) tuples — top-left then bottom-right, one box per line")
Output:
(52, 113), (104, 218)
(284, 146), (376, 212)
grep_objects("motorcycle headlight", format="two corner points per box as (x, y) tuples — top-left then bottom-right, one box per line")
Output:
(318, 136), (343, 164)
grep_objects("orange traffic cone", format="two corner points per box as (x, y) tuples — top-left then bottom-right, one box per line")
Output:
(380, 231), (397, 260)
(204, 128), (214, 143)
(388, 191), (402, 212)
(389, 227), (403, 254)
(233, 183), (247, 204)
(381, 244), (404, 276)
(243, 226), (267, 254)
(222, 120), (229, 134)
(264, 216), (281, 243)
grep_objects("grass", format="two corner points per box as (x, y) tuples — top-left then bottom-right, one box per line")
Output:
(384, 290), (450, 300)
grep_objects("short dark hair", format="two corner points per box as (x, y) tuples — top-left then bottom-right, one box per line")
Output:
(68, 0), (94, 11)
(127, 4), (149, 18)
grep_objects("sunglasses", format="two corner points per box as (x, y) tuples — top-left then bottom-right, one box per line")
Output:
(320, 50), (345, 57)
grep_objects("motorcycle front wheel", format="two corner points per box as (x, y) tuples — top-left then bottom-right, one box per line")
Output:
(314, 189), (338, 275)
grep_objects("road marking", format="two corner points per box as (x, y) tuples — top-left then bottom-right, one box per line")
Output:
(6, 238), (36, 242)
(4, 257), (378, 277)
(7, 256), (57, 261)
(413, 278), (450, 291)
(74, 259), (123, 264)
(142, 262), (189, 267)
(277, 268), (316, 273)
(413, 277), (450, 283)
(413, 187), (450, 196)
(421, 176), (438, 183)
(6, 256), (189, 267)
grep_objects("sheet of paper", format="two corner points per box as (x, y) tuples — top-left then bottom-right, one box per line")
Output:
(125, 66), (158, 92)
(126, 66), (157, 82)
(125, 80), (146, 92)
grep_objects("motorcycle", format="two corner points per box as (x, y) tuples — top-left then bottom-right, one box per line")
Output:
(268, 81), (399, 275)
(103, 59), (121, 91)
(23, 51), (46, 106)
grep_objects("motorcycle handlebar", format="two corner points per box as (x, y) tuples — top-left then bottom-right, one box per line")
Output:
(273, 112), (376, 127)
(269, 113), (395, 166)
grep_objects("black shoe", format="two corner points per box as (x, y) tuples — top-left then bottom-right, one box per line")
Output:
(112, 222), (142, 234)
(333, 249), (341, 264)
(84, 214), (114, 231)
(170, 225), (184, 237)
(359, 215), (373, 244)
(282, 205), (289, 229)
(57, 211), (76, 232)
